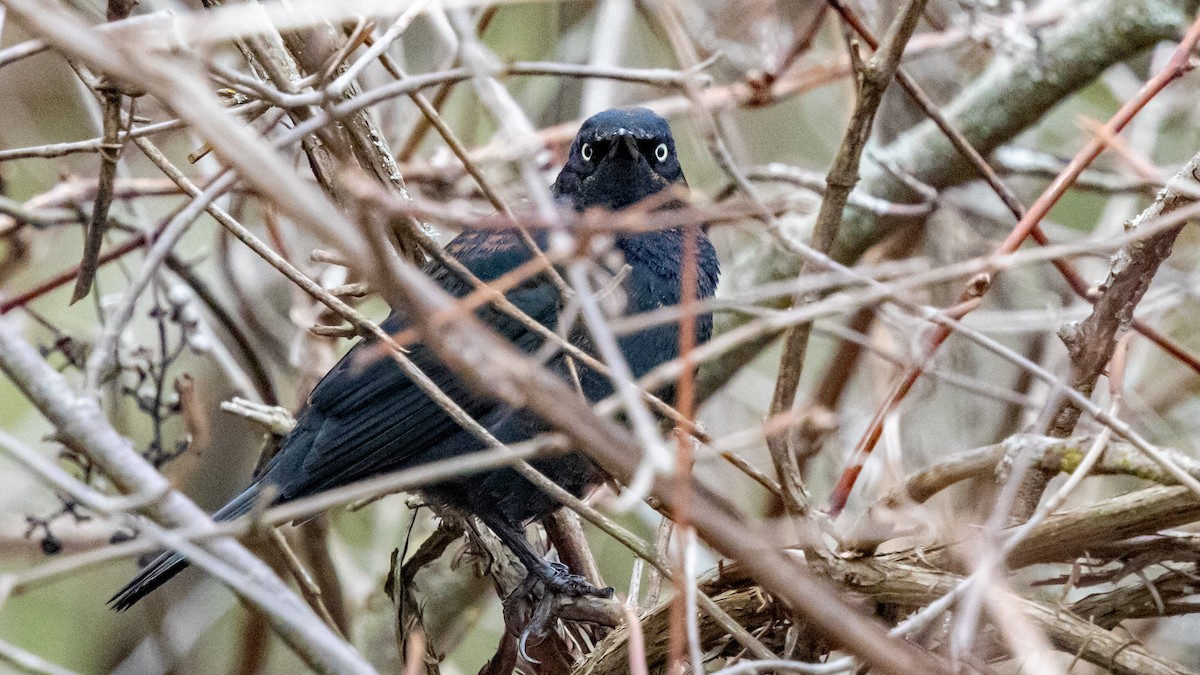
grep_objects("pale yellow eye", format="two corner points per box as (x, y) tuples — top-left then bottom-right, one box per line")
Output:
(655, 143), (669, 162)
(581, 143), (593, 161)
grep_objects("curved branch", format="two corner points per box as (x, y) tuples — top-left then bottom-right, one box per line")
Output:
(890, 434), (1200, 506)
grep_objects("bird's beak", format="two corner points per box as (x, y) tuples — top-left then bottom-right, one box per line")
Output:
(610, 129), (639, 160)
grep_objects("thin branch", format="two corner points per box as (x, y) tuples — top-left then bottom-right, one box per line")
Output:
(828, 15), (1200, 516)
(767, 0), (930, 517)
(0, 322), (373, 674)
(1048, 151), (1200, 437)
(0, 636), (81, 675)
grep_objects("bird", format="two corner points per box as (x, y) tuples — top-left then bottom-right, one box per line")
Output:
(109, 106), (721, 614)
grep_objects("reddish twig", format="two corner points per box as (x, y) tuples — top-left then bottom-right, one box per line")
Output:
(830, 0), (1200, 381)
(667, 221), (701, 672)
(767, 0), (929, 520)
(828, 14), (1200, 517)
(0, 231), (149, 315)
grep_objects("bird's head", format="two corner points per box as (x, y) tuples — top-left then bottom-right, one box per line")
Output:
(551, 107), (685, 211)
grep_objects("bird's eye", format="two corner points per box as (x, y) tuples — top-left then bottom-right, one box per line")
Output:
(655, 143), (669, 162)
(581, 143), (593, 162)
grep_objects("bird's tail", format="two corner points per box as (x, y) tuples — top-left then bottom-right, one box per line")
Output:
(109, 483), (264, 611)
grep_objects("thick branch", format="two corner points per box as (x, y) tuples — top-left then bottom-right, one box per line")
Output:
(826, 557), (1197, 675)
(891, 434), (1200, 506)
(908, 485), (1200, 570)
(1049, 152), (1200, 437)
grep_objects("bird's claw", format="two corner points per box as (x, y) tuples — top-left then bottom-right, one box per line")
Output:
(508, 561), (615, 662)
(517, 592), (556, 663)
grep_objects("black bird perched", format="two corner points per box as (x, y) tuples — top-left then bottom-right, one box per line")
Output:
(110, 107), (720, 612)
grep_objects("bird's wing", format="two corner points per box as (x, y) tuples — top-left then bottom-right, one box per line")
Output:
(262, 229), (562, 499)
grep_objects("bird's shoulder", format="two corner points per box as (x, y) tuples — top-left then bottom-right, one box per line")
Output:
(300, 225), (556, 419)
(433, 222), (549, 290)
(262, 224), (564, 494)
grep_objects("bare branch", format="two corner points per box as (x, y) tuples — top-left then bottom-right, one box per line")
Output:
(0, 319), (373, 673)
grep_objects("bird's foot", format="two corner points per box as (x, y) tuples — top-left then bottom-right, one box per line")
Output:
(506, 561), (614, 662)
(537, 561), (614, 599)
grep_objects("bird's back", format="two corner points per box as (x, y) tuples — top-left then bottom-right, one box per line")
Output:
(262, 225), (718, 508)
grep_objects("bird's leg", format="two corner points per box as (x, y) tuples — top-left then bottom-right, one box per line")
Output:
(482, 513), (615, 664)
(480, 512), (614, 599)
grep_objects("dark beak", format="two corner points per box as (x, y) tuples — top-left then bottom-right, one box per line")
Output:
(609, 130), (639, 160)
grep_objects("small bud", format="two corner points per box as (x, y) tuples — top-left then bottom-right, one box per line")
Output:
(41, 536), (62, 556)
(167, 284), (190, 307)
(187, 333), (211, 353)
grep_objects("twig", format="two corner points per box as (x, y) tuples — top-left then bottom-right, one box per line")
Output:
(767, 0), (930, 517)
(269, 529), (343, 636)
(991, 145), (1161, 195)
(708, 659), (851, 675)
(0, 636), (81, 675)
(739, 164), (935, 217)
(1, 225), (150, 315)
(0, 105), (262, 162)
(221, 397), (297, 435)
(567, 262), (671, 508)
(70, 78), (126, 304)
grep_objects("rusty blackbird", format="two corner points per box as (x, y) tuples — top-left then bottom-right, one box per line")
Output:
(110, 107), (720, 612)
